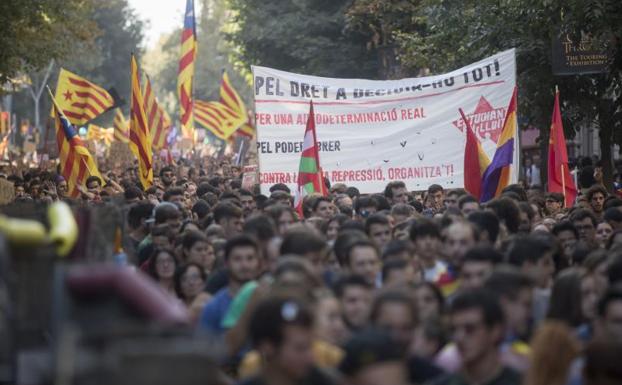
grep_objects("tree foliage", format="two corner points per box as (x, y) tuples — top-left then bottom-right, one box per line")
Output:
(0, 0), (95, 88)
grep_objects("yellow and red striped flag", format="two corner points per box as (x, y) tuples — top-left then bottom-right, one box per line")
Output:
(48, 88), (102, 197)
(113, 108), (129, 143)
(129, 55), (153, 189)
(219, 71), (255, 138)
(52, 68), (115, 125)
(177, 0), (197, 139)
(143, 75), (172, 150)
(87, 124), (114, 147)
(194, 100), (246, 140)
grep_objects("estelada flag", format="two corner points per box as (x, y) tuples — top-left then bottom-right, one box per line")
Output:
(52, 68), (115, 125)
(143, 75), (172, 150)
(480, 87), (518, 202)
(113, 108), (130, 143)
(49, 88), (102, 197)
(294, 100), (327, 217)
(219, 71), (255, 139)
(129, 54), (153, 189)
(548, 88), (577, 207)
(178, 0), (197, 139)
(460, 108), (490, 201)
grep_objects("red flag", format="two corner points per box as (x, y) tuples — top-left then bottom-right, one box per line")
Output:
(294, 101), (327, 217)
(460, 108), (490, 200)
(548, 88), (577, 207)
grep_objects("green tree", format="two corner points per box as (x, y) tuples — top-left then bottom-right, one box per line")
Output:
(225, 0), (379, 79)
(0, 0), (95, 89)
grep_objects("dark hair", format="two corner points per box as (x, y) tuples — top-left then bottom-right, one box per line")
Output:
(127, 202), (155, 229)
(181, 230), (209, 254)
(154, 203), (181, 224)
(213, 203), (243, 223)
(86, 175), (102, 188)
(196, 182), (219, 198)
(322, 213), (349, 235)
(191, 199), (210, 220)
(343, 238), (378, 267)
(427, 184), (443, 195)
(483, 266), (534, 301)
(583, 339), (622, 384)
(597, 285), (622, 318)
(570, 208), (598, 228)
(586, 185), (608, 202)
(248, 296), (313, 347)
(147, 247), (177, 280)
(370, 289), (418, 326)
(372, 194), (392, 211)
(608, 253), (622, 285)
(450, 288), (505, 329)
(346, 186), (360, 199)
(124, 186), (144, 201)
(174, 262), (207, 299)
(239, 188), (253, 197)
(384, 181), (406, 199)
(604, 197), (622, 211)
(354, 195), (378, 215)
(409, 218), (441, 241)
(333, 230), (368, 267)
(312, 196), (331, 212)
(463, 245), (502, 266)
(332, 274), (373, 298)
(467, 211), (500, 244)
(269, 183), (291, 194)
(243, 214), (277, 242)
(365, 213), (390, 235)
(159, 166), (173, 177)
(458, 194), (478, 209)
(547, 268), (586, 327)
(382, 258), (409, 282)
(552, 221), (579, 239)
(507, 235), (553, 266)
(500, 184), (528, 202)
(382, 239), (413, 261)
(224, 234), (258, 260)
(545, 192), (565, 204)
(604, 207), (622, 224)
(163, 187), (184, 202)
(280, 228), (326, 256)
(485, 197), (521, 234)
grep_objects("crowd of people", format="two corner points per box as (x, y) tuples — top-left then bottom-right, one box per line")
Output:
(5, 155), (622, 385)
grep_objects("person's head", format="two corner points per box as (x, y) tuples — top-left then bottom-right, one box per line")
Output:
(124, 186), (144, 204)
(390, 203), (414, 225)
(587, 185), (608, 214)
(552, 221), (579, 262)
(443, 189), (464, 210)
(517, 201), (535, 233)
(213, 203), (244, 238)
(484, 267), (534, 338)
(314, 290), (347, 345)
(333, 275), (373, 331)
(309, 196), (331, 219)
(583, 338), (622, 385)
(174, 262), (207, 302)
(465, 212), (498, 248)
(596, 221), (614, 248)
(224, 235), (261, 285)
(266, 204), (297, 235)
(162, 187), (184, 205)
(153, 202), (182, 234)
(344, 239), (381, 286)
(181, 230), (215, 272)
(413, 282), (444, 321)
(323, 213), (349, 242)
(365, 214), (391, 251)
(384, 181), (408, 205)
(458, 195), (480, 217)
(427, 184), (444, 210)
(127, 201), (155, 232)
(148, 247), (177, 282)
(570, 208), (598, 246)
(249, 296), (315, 381)
(596, 286), (622, 342)
(238, 188), (256, 216)
(604, 207), (622, 231)
(354, 195), (378, 219)
(460, 245), (501, 291)
(485, 197), (521, 235)
(269, 183), (291, 194)
(548, 268), (598, 327)
(507, 234), (555, 288)
(545, 192), (565, 215)
(85, 175), (102, 195)
(381, 258), (419, 288)
(391, 220), (412, 241)
(159, 166), (175, 187)
(449, 289), (505, 366)
(409, 218), (441, 262)
(280, 227), (327, 273)
(443, 220), (478, 267)
(339, 329), (407, 385)
(370, 290), (418, 351)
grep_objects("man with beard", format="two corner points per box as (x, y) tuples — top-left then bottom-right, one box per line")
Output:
(159, 166), (176, 189)
(199, 235), (262, 336)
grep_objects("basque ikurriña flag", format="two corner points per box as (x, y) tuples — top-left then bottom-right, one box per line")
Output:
(294, 100), (327, 217)
(480, 87), (518, 202)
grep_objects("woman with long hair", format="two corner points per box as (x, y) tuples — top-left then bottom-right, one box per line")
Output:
(180, 230), (215, 275)
(147, 247), (178, 296)
(174, 262), (212, 323)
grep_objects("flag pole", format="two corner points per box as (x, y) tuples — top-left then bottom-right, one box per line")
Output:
(561, 164), (566, 205)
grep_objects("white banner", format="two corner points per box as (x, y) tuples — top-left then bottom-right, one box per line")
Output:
(252, 49), (518, 194)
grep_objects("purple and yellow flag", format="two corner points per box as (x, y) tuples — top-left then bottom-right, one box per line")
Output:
(480, 87), (517, 202)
